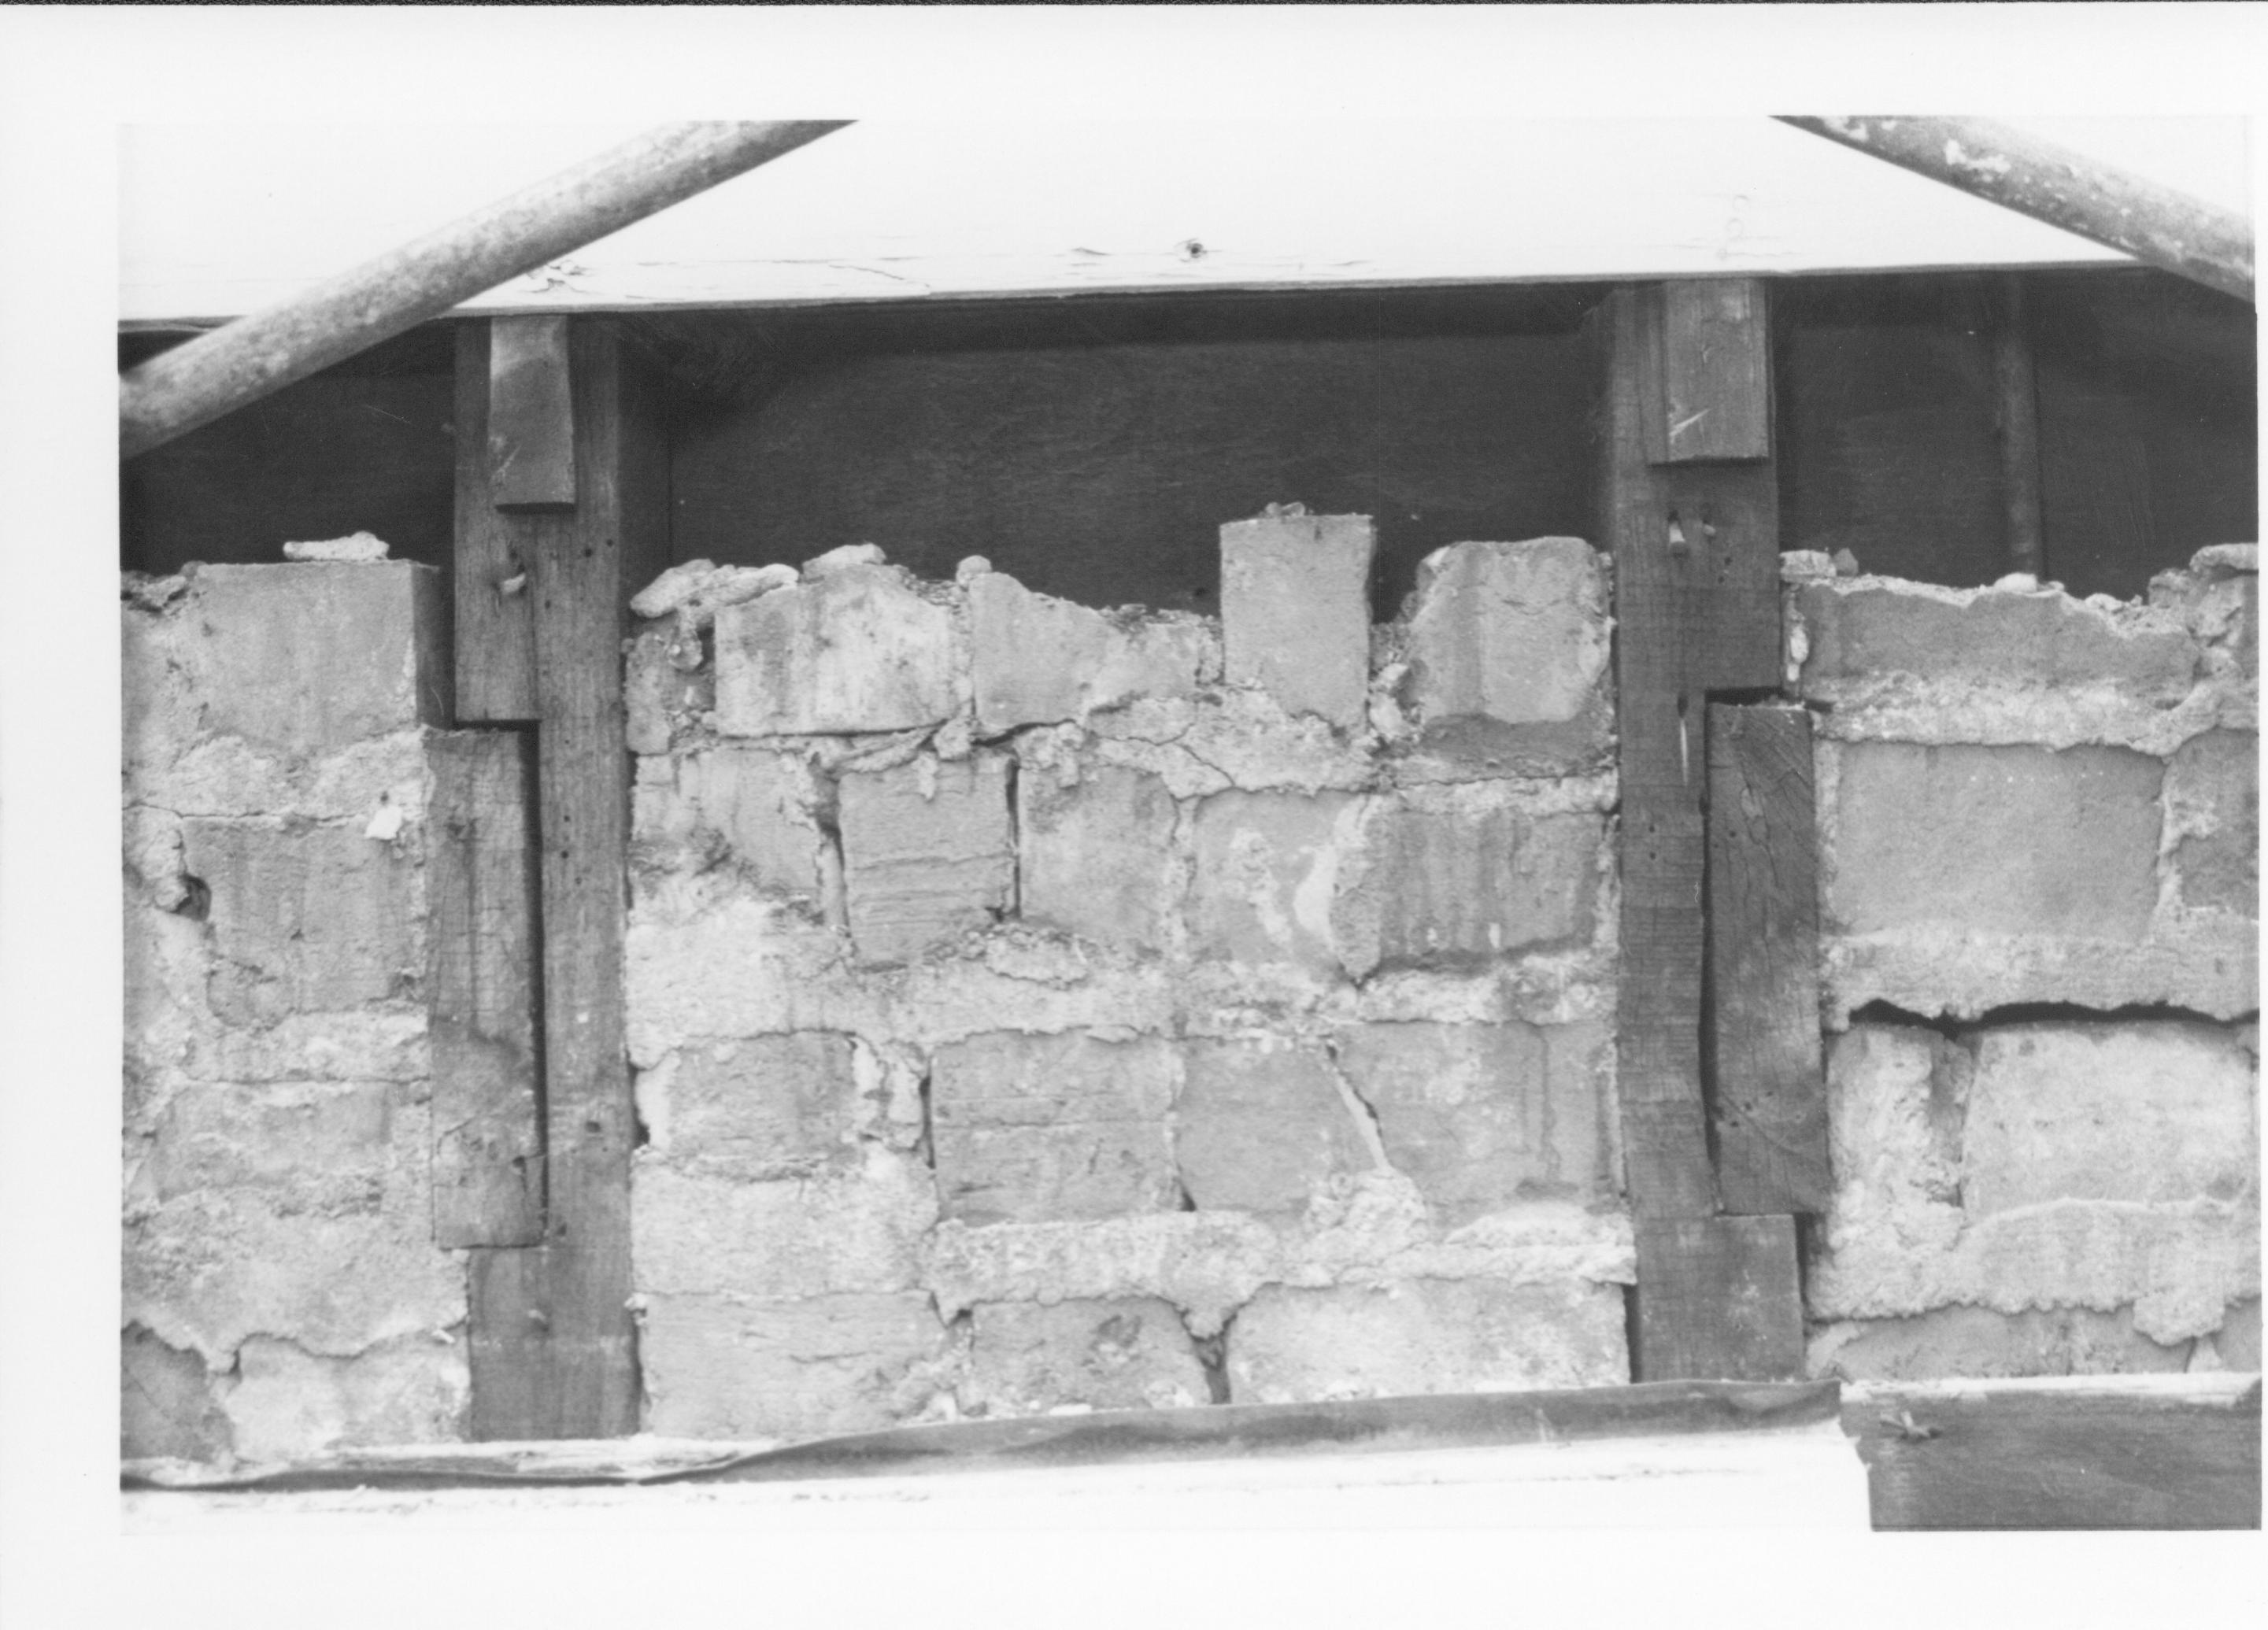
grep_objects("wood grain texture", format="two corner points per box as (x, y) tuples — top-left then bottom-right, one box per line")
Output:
(462, 319), (668, 1440)
(1846, 1378), (2262, 1530)
(1707, 702), (1830, 1216)
(1601, 284), (1785, 1227)
(488, 315), (577, 511)
(1633, 1215), (1805, 1382)
(452, 322), (538, 722)
(1660, 279), (1772, 463)
(425, 730), (542, 1247)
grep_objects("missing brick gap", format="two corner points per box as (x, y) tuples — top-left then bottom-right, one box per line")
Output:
(1184, 1308), (1234, 1406)
(1319, 1038), (1394, 1175)
(916, 1060), (938, 1170)
(1846, 997), (2250, 1037)
(172, 874), (211, 922)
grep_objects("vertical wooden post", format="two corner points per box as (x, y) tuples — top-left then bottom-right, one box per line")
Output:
(1601, 279), (1807, 1383)
(453, 322), (538, 723)
(1707, 702), (1831, 1216)
(1992, 273), (2046, 579)
(427, 730), (544, 1247)
(460, 316), (668, 1439)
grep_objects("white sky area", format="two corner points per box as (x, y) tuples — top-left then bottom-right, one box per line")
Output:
(120, 116), (2252, 321)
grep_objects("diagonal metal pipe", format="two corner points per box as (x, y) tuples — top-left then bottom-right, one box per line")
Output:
(1776, 115), (2252, 304)
(119, 120), (851, 459)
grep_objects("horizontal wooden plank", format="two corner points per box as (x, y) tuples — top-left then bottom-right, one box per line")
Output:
(125, 1379), (1843, 1491)
(1846, 1377), (2262, 1530)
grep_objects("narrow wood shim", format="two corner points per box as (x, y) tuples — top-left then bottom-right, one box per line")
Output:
(1658, 280), (1773, 463)
(488, 315), (577, 511)
(452, 322), (538, 723)
(425, 730), (543, 1248)
(1707, 702), (1831, 1216)
(461, 317), (668, 1440)
(1633, 1216), (1806, 1382)
(1991, 273), (2046, 578)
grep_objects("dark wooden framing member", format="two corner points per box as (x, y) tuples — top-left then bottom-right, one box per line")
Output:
(1601, 279), (1816, 1383)
(455, 314), (668, 1439)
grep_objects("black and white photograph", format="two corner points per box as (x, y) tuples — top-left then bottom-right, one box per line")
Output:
(2, 6), (2260, 1624)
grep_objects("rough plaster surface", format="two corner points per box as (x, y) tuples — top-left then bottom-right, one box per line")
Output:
(121, 563), (467, 1464)
(1804, 554), (2259, 1023)
(1810, 1022), (2260, 1349)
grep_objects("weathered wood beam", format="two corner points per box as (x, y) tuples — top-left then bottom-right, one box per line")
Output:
(1604, 279), (1810, 1384)
(120, 120), (849, 458)
(1602, 282), (1782, 1225)
(462, 317), (668, 1439)
(425, 730), (543, 1248)
(1845, 1377), (2262, 1530)
(1707, 701), (1830, 1216)
(1633, 1216), (1806, 1383)
(1776, 116), (2252, 305)
(488, 315), (578, 512)
(453, 322), (538, 723)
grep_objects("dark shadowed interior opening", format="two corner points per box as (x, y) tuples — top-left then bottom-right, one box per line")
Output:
(121, 268), (2255, 613)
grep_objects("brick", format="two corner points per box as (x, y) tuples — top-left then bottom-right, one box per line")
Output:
(714, 564), (959, 736)
(1961, 1023), (2257, 1215)
(1175, 1037), (1369, 1214)
(632, 1153), (937, 1299)
(121, 1325), (229, 1462)
(1334, 799), (1601, 977)
(1336, 1019), (1611, 1223)
(2215, 1297), (2262, 1370)
(2167, 730), (2258, 918)
(638, 1034), (860, 1176)
(625, 623), (715, 755)
(144, 1080), (394, 1210)
(962, 1298), (1210, 1416)
(1017, 763), (1179, 950)
(632, 746), (827, 899)
(931, 1031), (1179, 1224)
(1187, 790), (1363, 974)
(181, 821), (420, 1028)
(639, 1291), (948, 1439)
(1795, 580), (2196, 702)
(1809, 1305), (2196, 1383)
(171, 563), (450, 758)
(1402, 538), (1612, 767)
(1827, 743), (2163, 941)
(222, 1334), (468, 1462)
(124, 1183), (467, 1364)
(968, 573), (1207, 733)
(1225, 1279), (1629, 1403)
(1824, 1024), (1970, 1223)
(838, 755), (1014, 964)
(1219, 511), (1374, 728)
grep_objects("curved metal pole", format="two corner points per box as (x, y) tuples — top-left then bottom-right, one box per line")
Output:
(1776, 116), (2251, 304)
(120, 120), (851, 459)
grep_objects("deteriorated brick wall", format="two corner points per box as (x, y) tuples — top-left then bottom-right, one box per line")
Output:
(1786, 546), (2261, 1380)
(623, 519), (1633, 1437)
(120, 563), (468, 1462)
